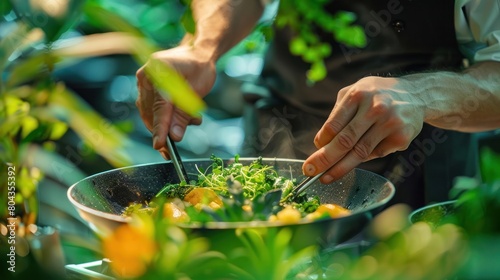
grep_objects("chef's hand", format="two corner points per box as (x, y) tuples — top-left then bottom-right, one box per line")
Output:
(136, 46), (216, 159)
(303, 76), (425, 183)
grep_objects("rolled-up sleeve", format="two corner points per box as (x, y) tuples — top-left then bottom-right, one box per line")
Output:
(455, 0), (500, 63)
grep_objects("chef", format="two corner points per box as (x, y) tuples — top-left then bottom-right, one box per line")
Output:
(136, 0), (500, 209)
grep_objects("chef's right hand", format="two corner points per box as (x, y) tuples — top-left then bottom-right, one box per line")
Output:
(136, 45), (216, 159)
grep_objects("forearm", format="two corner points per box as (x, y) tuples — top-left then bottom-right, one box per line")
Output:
(399, 61), (500, 132)
(183, 0), (264, 62)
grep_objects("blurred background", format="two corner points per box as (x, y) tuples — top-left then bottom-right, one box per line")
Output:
(0, 0), (277, 272)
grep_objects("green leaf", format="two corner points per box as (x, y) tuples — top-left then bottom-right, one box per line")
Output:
(290, 37), (308, 55)
(21, 115), (38, 138)
(0, 0), (12, 16)
(252, 189), (282, 219)
(178, 250), (226, 271)
(49, 83), (133, 167)
(307, 60), (327, 82)
(21, 125), (49, 144)
(449, 176), (480, 199)
(76, 5), (205, 117)
(302, 48), (320, 63)
(349, 25), (367, 47)
(6, 52), (60, 89)
(276, 245), (317, 279)
(0, 118), (21, 139)
(11, 0), (86, 42)
(0, 137), (16, 163)
(334, 11), (357, 25)
(0, 23), (30, 72)
(236, 228), (270, 270)
(480, 147), (500, 184)
(2, 95), (29, 116)
(259, 25), (274, 42)
(49, 121), (68, 140)
(335, 26), (367, 48)
(319, 43), (331, 57)
(0, 95), (29, 137)
(179, 237), (211, 260)
(271, 228), (292, 259)
(18, 166), (38, 198)
(180, 5), (195, 34)
(83, 2), (144, 38)
(114, 120), (134, 133)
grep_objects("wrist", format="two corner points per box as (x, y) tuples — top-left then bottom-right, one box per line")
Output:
(177, 32), (218, 64)
(395, 74), (442, 123)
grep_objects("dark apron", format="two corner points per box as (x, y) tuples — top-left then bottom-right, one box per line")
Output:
(240, 0), (476, 209)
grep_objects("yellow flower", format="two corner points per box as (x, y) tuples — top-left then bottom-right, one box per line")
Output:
(102, 217), (157, 278)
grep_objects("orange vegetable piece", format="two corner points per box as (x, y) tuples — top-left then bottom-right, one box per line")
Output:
(183, 188), (222, 209)
(162, 202), (189, 222)
(307, 204), (350, 220)
(276, 206), (302, 224)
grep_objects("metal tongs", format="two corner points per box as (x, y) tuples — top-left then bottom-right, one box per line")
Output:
(166, 136), (189, 183)
(291, 170), (328, 199)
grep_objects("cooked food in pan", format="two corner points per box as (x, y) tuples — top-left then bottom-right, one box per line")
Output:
(123, 156), (350, 224)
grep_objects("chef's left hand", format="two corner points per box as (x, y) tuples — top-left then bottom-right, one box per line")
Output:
(303, 76), (425, 183)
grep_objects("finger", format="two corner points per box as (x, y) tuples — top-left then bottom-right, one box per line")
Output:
(365, 140), (397, 162)
(314, 86), (357, 149)
(136, 89), (155, 131)
(189, 117), (202, 126)
(136, 68), (155, 131)
(136, 66), (155, 91)
(152, 92), (174, 150)
(168, 107), (199, 141)
(304, 108), (375, 177)
(158, 147), (170, 160)
(319, 123), (390, 183)
(365, 128), (413, 161)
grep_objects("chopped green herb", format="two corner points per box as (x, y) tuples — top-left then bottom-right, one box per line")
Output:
(123, 155), (348, 223)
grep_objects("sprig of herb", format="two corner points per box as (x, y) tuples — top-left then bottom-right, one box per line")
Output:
(188, 155), (290, 201)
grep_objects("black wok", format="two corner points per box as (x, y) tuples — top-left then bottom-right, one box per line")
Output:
(67, 158), (395, 250)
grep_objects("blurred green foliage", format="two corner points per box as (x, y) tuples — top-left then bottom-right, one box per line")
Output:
(0, 22), (69, 220)
(365, 148), (500, 280)
(276, 0), (366, 83)
(102, 211), (319, 279)
(479, 146), (500, 184)
(82, 0), (188, 46)
(1, 1), (13, 16)
(0, 0), (206, 224)
(10, 0), (86, 43)
(100, 144), (500, 279)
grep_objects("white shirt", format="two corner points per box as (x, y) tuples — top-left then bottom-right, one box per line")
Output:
(455, 0), (500, 63)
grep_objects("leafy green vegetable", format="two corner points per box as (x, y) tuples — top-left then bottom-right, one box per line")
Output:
(192, 155), (292, 200)
(122, 202), (157, 216)
(155, 183), (194, 200)
(124, 155), (326, 223)
(202, 177), (254, 222)
(294, 195), (321, 214)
